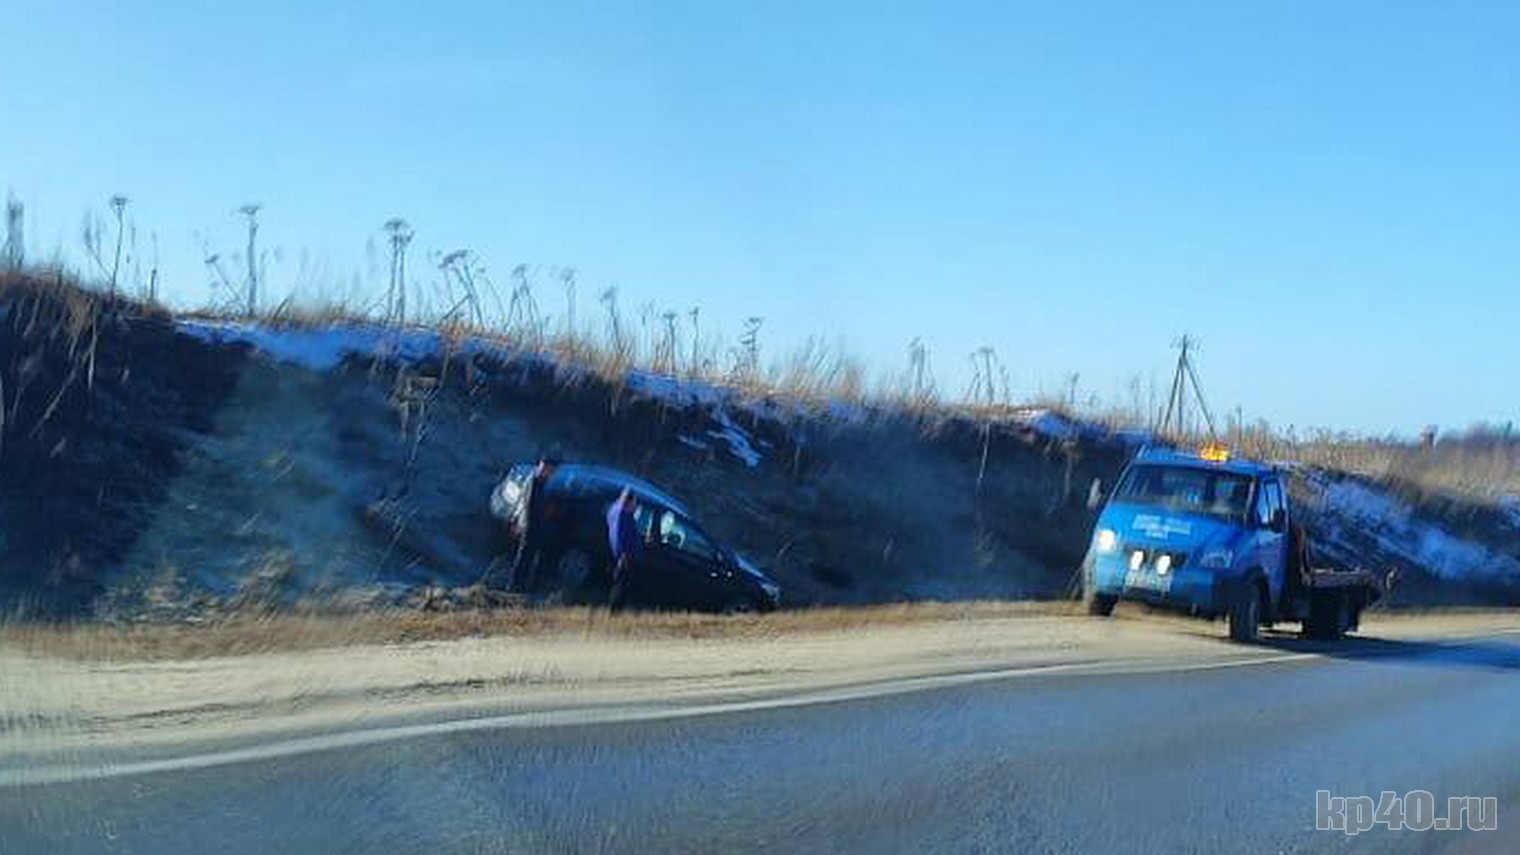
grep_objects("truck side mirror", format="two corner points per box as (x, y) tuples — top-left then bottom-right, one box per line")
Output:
(1086, 478), (1104, 511)
(1269, 509), (1287, 533)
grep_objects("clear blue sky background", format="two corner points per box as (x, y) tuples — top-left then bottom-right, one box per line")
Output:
(2, 0), (1516, 434)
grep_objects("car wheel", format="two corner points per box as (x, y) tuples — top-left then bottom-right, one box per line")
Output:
(721, 597), (759, 616)
(555, 548), (595, 599)
(1228, 581), (1262, 643)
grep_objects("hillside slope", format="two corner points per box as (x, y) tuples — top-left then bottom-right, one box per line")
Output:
(1, 276), (1515, 618)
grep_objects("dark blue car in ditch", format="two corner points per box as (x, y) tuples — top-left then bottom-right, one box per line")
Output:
(490, 463), (782, 613)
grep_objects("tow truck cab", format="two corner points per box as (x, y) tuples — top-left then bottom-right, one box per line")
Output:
(1081, 445), (1292, 641)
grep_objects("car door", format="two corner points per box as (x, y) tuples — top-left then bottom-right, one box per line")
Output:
(620, 502), (675, 606)
(646, 510), (731, 610)
(1256, 480), (1288, 603)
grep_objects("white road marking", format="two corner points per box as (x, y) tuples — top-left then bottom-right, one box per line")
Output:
(0, 649), (1321, 788)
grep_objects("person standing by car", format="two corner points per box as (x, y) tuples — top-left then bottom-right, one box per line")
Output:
(606, 488), (644, 613)
(508, 457), (560, 593)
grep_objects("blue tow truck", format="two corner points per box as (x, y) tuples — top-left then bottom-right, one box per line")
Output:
(1081, 445), (1385, 642)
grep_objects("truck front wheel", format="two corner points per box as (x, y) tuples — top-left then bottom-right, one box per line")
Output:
(1228, 582), (1263, 643)
(1085, 591), (1117, 617)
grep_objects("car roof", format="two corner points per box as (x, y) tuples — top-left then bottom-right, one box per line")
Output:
(541, 463), (691, 515)
(1132, 446), (1279, 478)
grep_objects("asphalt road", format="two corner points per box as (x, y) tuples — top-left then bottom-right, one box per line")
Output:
(4, 632), (1519, 855)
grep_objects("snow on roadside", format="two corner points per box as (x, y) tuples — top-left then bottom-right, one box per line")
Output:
(1500, 495), (1520, 531)
(178, 320), (777, 469)
(1311, 474), (1520, 582)
(178, 320), (432, 370)
(707, 410), (763, 468)
(624, 369), (726, 409)
(1006, 407), (1155, 446)
(174, 320), (1140, 466)
(1017, 408), (1078, 440)
(175, 319), (566, 374)
(677, 435), (711, 451)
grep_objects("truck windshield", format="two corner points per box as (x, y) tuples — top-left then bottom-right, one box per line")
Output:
(1113, 464), (1254, 520)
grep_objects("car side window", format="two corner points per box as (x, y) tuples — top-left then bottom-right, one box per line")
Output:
(632, 505), (657, 540)
(658, 513), (721, 563)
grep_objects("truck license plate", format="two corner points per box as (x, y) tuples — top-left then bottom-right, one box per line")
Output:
(1125, 569), (1172, 593)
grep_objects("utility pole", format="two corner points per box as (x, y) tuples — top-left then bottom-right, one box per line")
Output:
(658, 310), (679, 373)
(109, 195), (129, 295)
(967, 346), (1003, 408)
(384, 218), (412, 326)
(1159, 334), (1217, 439)
(147, 232), (160, 303)
(238, 203), (261, 316)
(908, 337), (928, 401)
(2, 194), (21, 270)
(740, 317), (763, 381)
(560, 268), (577, 345)
(965, 345), (1004, 494)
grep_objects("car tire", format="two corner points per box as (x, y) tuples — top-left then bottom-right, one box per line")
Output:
(721, 597), (760, 616)
(1228, 581), (1262, 643)
(554, 547), (596, 601)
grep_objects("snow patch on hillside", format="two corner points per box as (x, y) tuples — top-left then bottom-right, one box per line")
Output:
(178, 320), (780, 469)
(1312, 475), (1520, 582)
(1016, 408), (1078, 440)
(624, 369), (725, 409)
(177, 322), (1135, 452)
(1500, 495), (1520, 531)
(178, 320), (438, 370)
(708, 410), (763, 468)
(176, 319), (570, 376)
(1006, 408), (1155, 446)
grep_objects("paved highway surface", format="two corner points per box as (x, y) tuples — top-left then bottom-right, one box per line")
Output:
(4, 632), (1518, 854)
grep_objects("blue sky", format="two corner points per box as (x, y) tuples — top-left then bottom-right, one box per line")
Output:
(2, 0), (1516, 434)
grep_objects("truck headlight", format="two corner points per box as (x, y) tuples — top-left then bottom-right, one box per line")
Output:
(1199, 549), (1233, 569)
(1095, 529), (1118, 553)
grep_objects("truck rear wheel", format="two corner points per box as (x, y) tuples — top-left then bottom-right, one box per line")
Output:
(1305, 590), (1345, 641)
(1228, 582), (1262, 643)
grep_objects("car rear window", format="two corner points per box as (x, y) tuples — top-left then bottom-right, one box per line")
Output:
(549, 470), (616, 499)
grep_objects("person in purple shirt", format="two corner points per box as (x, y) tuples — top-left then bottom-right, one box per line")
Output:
(606, 488), (644, 613)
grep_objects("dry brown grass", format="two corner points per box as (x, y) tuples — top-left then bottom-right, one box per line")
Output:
(11, 266), (1514, 497)
(0, 600), (1076, 661)
(29, 266), (1512, 501)
(1141, 420), (1520, 503)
